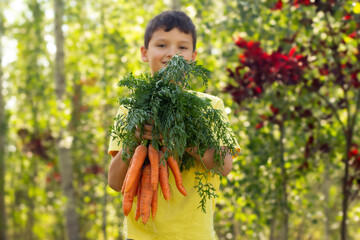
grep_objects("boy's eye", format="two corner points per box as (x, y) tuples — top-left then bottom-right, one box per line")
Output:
(180, 46), (188, 50)
(157, 44), (166, 48)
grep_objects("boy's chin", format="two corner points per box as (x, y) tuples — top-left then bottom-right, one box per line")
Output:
(153, 65), (167, 73)
(160, 63), (168, 69)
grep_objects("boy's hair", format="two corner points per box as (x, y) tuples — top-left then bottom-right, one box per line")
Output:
(144, 10), (197, 52)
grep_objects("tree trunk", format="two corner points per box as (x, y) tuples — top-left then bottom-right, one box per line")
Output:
(232, 212), (240, 240)
(269, 208), (278, 240)
(54, 0), (65, 100)
(99, 2), (111, 238)
(323, 160), (330, 240)
(171, 0), (181, 10)
(0, 4), (7, 239)
(24, 194), (34, 240)
(340, 132), (352, 240)
(295, 217), (305, 240)
(102, 139), (109, 240)
(340, 90), (360, 240)
(58, 146), (79, 240)
(54, 0), (80, 239)
(279, 122), (289, 240)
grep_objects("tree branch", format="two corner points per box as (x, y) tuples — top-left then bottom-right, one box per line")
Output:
(350, 89), (360, 132)
(315, 91), (347, 134)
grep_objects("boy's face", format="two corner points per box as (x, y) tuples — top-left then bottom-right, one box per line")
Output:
(141, 27), (197, 74)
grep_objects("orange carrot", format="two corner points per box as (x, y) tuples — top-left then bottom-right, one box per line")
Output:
(125, 144), (147, 193)
(151, 186), (158, 219)
(121, 157), (134, 194)
(158, 151), (171, 201)
(135, 181), (141, 221)
(122, 169), (142, 216)
(167, 154), (187, 197)
(140, 164), (153, 225)
(148, 144), (159, 191)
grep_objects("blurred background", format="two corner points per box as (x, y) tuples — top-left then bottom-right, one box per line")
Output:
(1, 0), (360, 239)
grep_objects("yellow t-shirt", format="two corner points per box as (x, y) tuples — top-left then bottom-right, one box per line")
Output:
(108, 91), (240, 240)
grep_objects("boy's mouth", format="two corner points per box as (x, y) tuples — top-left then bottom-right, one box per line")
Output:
(161, 58), (170, 65)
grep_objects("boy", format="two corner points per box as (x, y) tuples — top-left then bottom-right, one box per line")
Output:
(108, 10), (240, 240)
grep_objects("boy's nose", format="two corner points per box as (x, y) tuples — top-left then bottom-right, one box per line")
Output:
(167, 47), (178, 57)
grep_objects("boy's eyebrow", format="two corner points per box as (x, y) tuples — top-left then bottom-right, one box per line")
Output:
(178, 40), (192, 44)
(153, 38), (192, 44)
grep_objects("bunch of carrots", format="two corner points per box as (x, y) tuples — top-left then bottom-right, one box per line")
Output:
(118, 141), (187, 225)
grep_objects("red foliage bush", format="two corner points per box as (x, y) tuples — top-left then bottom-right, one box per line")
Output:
(224, 37), (308, 104)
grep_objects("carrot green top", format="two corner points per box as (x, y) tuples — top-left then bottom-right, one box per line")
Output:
(108, 91), (240, 239)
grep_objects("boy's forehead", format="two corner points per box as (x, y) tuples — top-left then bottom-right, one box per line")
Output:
(151, 27), (193, 41)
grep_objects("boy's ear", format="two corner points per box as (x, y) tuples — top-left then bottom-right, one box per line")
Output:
(191, 51), (197, 61)
(140, 46), (149, 62)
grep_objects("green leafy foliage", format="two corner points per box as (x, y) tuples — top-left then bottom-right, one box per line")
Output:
(110, 55), (239, 211)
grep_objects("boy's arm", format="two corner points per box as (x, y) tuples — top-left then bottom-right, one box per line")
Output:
(108, 106), (132, 191)
(185, 147), (233, 177)
(108, 150), (129, 191)
(108, 124), (150, 192)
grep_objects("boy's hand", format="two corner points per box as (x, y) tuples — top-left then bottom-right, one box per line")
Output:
(135, 125), (163, 143)
(135, 124), (153, 140)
